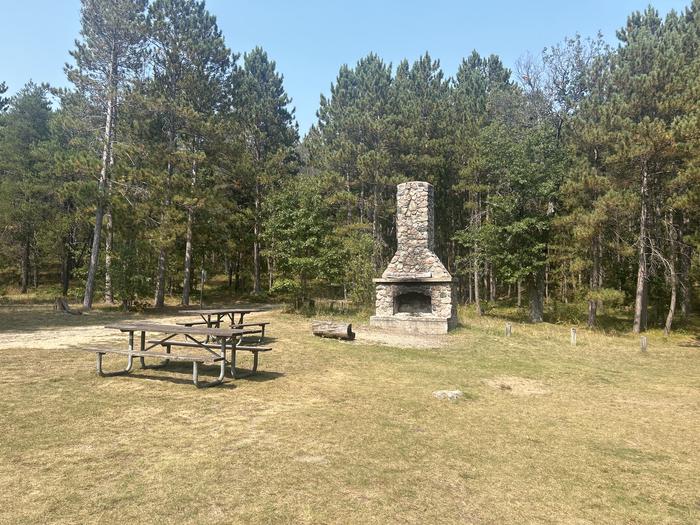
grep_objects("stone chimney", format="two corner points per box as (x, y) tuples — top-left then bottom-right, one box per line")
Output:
(371, 181), (456, 334)
(382, 181), (450, 280)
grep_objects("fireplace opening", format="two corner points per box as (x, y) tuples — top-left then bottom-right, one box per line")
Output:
(395, 292), (432, 315)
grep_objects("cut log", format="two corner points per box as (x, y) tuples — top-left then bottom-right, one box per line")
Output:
(312, 321), (355, 341)
(54, 297), (82, 315)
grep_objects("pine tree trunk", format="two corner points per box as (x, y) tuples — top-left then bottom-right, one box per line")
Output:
(104, 206), (114, 303)
(467, 272), (473, 303)
(268, 256), (274, 292)
(32, 246), (38, 289)
(235, 250), (241, 291)
(664, 255), (678, 337)
(679, 215), (692, 318)
(154, 248), (167, 307)
(517, 280), (522, 307)
(528, 270), (545, 323)
(253, 178), (261, 294)
(633, 164), (650, 333)
(20, 237), (30, 294)
(474, 265), (482, 315)
(154, 141), (175, 308)
(61, 245), (71, 297)
(182, 207), (194, 306)
(83, 50), (117, 310)
(346, 171), (352, 223)
(588, 236), (600, 328)
(225, 256), (233, 288)
(489, 263), (496, 302)
(664, 214), (678, 336)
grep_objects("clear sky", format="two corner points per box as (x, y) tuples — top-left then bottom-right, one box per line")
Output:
(0, 0), (691, 135)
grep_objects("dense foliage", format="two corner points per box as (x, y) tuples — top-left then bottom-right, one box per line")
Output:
(0, 0), (698, 333)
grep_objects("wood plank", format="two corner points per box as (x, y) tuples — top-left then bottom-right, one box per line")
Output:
(104, 322), (251, 337)
(76, 348), (223, 363)
(178, 308), (263, 315)
(147, 340), (271, 352)
(233, 345), (272, 352)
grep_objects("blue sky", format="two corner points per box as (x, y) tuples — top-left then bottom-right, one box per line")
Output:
(0, 0), (691, 135)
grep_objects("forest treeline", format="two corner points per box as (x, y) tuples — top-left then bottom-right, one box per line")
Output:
(0, 0), (698, 334)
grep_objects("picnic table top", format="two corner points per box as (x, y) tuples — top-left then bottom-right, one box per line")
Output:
(104, 322), (248, 338)
(178, 307), (264, 316)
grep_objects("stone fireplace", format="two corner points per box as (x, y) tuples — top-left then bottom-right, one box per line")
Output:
(370, 181), (456, 334)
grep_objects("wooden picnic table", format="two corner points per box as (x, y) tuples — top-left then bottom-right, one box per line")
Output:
(178, 307), (264, 328)
(80, 322), (270, 387)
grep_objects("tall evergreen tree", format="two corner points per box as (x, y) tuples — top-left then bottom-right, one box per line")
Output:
(146, 0), (231, 306)
(238, 47), (298, 293)
(0, 83), (54, 292)
(66, 0), (148, 309)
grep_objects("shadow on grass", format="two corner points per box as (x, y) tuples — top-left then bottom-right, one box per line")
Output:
(108, 361), (285, 388)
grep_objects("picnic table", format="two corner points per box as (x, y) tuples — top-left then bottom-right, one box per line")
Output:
(178, 307), (270, 343)
(178, 307), (263, 327)
(78, 322), (271, 388)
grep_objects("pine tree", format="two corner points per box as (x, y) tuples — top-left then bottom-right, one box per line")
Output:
(0, 82), (8, 112)
(238, 47), (298, 293)
(146, 0), (231, 306)
(66, 0), (148, 309)
(0, 83), (54, 293)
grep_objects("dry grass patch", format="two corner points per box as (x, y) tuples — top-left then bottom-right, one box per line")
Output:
(0, 304), (698, 524)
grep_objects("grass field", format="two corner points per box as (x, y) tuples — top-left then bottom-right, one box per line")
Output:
(0, 302), (698, 524)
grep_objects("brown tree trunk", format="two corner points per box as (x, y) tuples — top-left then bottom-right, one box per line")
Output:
(517, 279), (523, 307)
(154, 248), (167, 307)
(679, 215), (692, 318)
(182, 208), (194, 305)
(83, 50), (117, 310)
(268, 256), (274, 292)
(587, 236), (600, 328)
(253, 178), (261, 294)
(528, 270), (545, 323)
(104, 206), (114, 303)
(235, 250), (242, 291)
(474, 265), (482, 315)
(633, 163), (650, 333)
(154, 142), (175, 308)
(664, 215), (678, 336)
(20, 237), (30, 294)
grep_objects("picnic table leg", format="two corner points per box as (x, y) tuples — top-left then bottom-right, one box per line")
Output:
(140, 330), (170, 370)
(95, 331), (134, 377)
(230, 339), (259, 379)
(192, 339), (226, 388)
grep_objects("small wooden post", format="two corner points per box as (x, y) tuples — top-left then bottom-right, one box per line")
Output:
(640, 336), (648, 353)
(505, 323), (512, 337)
(570, 328), (577, 346)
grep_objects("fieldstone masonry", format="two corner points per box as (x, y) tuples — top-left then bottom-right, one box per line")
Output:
(370, 181), (456, 334)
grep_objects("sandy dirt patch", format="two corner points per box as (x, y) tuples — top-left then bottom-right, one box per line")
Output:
(483, 376), (551, 396)
(353, 325), (448, 349)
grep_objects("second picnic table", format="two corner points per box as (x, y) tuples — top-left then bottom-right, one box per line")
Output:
(178, 307), (263, 328)
(178, 307), (270, 343)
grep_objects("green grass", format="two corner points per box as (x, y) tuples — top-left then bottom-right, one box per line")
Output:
(0, 302), (698, 524)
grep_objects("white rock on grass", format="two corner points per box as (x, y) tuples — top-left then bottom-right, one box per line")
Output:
(433, 390), (463, 401)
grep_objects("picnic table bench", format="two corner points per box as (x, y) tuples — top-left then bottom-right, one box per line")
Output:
(78, 322), (271, 388)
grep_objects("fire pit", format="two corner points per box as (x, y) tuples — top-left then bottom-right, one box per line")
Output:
(370, 181), (456, 334)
